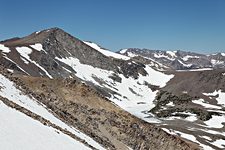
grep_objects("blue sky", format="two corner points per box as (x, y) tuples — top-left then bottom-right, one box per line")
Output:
(0, 0), (225, 53)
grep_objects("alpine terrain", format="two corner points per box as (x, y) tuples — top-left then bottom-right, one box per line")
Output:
(0, 27), (225, 150)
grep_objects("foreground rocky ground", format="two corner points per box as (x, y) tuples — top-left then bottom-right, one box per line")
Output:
(0, 66), (199, 149)
(8, 71), (197, 150)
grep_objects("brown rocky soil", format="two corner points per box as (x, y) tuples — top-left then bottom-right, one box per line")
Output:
(5, 73), (199, 150)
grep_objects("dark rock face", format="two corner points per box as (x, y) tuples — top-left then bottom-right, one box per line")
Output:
(118, 48), (225, 70)
(150, 90), (218, 121)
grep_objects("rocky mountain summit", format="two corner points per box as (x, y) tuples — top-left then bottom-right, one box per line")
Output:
(0, 28), (146, 79)
(1, 27), (225, 149)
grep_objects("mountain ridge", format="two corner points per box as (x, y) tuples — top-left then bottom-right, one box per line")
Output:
(118, 48), (225, 70)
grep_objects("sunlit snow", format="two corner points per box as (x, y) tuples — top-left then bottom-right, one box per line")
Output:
(0, 44), (11, 53)
(203, 90), (225, 106)
(192, 99), (221, 109)
(204, 115), (225, 128)
(30, 43), (47, 53)
(182, 55), (199, 61)
(119, 49), (128, 54)
(0, 101), (90, 150)
(84, 41), (130, 60)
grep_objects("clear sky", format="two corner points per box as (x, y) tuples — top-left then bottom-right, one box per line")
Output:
(0, 0), (225, 53)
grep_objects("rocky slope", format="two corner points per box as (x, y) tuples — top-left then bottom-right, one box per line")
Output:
(0, 67), (196, 150)
(1, 27), (225, 149)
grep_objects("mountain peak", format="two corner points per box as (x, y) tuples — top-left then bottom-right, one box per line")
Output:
(1, 27), (70, 46)
(34, 27), (64, 34)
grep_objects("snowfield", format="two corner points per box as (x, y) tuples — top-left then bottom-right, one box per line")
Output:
(139, 65), (174, 88)
(0, 101), (91, 150)
(203, 90), (225, 106)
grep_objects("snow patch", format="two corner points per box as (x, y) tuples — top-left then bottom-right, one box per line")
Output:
(7, 69), (14, 73)
(192, 99), (221, 109)
(212, 139), (225, 149)
(221, 53), (225, 56)
(166, 102), (175, 107)
(141, 56), (169, 71)
(181, 112), (198, 122)
(0, 44), (11, 53)
(200, 136), (212, 141)
(211, 59), (224, 66)
(166, 51), (177, 58)
(56, 57), (110, 85)
(177, 68), (213, 72)
(204, 115), (225, 128)
(16, 46), (32, 57)
(0, 101), (90, 150)
(174, 131), (197, 142)
(182, 55), (199, 61)
(185, 115), (198, 122)
(127, 52), (138, 57)
(30, 43), (47, 53)
(83, 41), (130, 60)
(139, 65), (174, 88)
(119, 49), (128, 54)
(178, 60), (192, 67)
(198, 128), (225, 137)
(35, 31), (40, 34)
(203, 90), (225, 106)
(154, 52), (175, 61)
(20, 57), (30, 64)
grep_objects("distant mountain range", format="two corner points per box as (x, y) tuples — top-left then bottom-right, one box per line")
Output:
(0, 27), (225, 150)
(118, 48), (225, 70)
